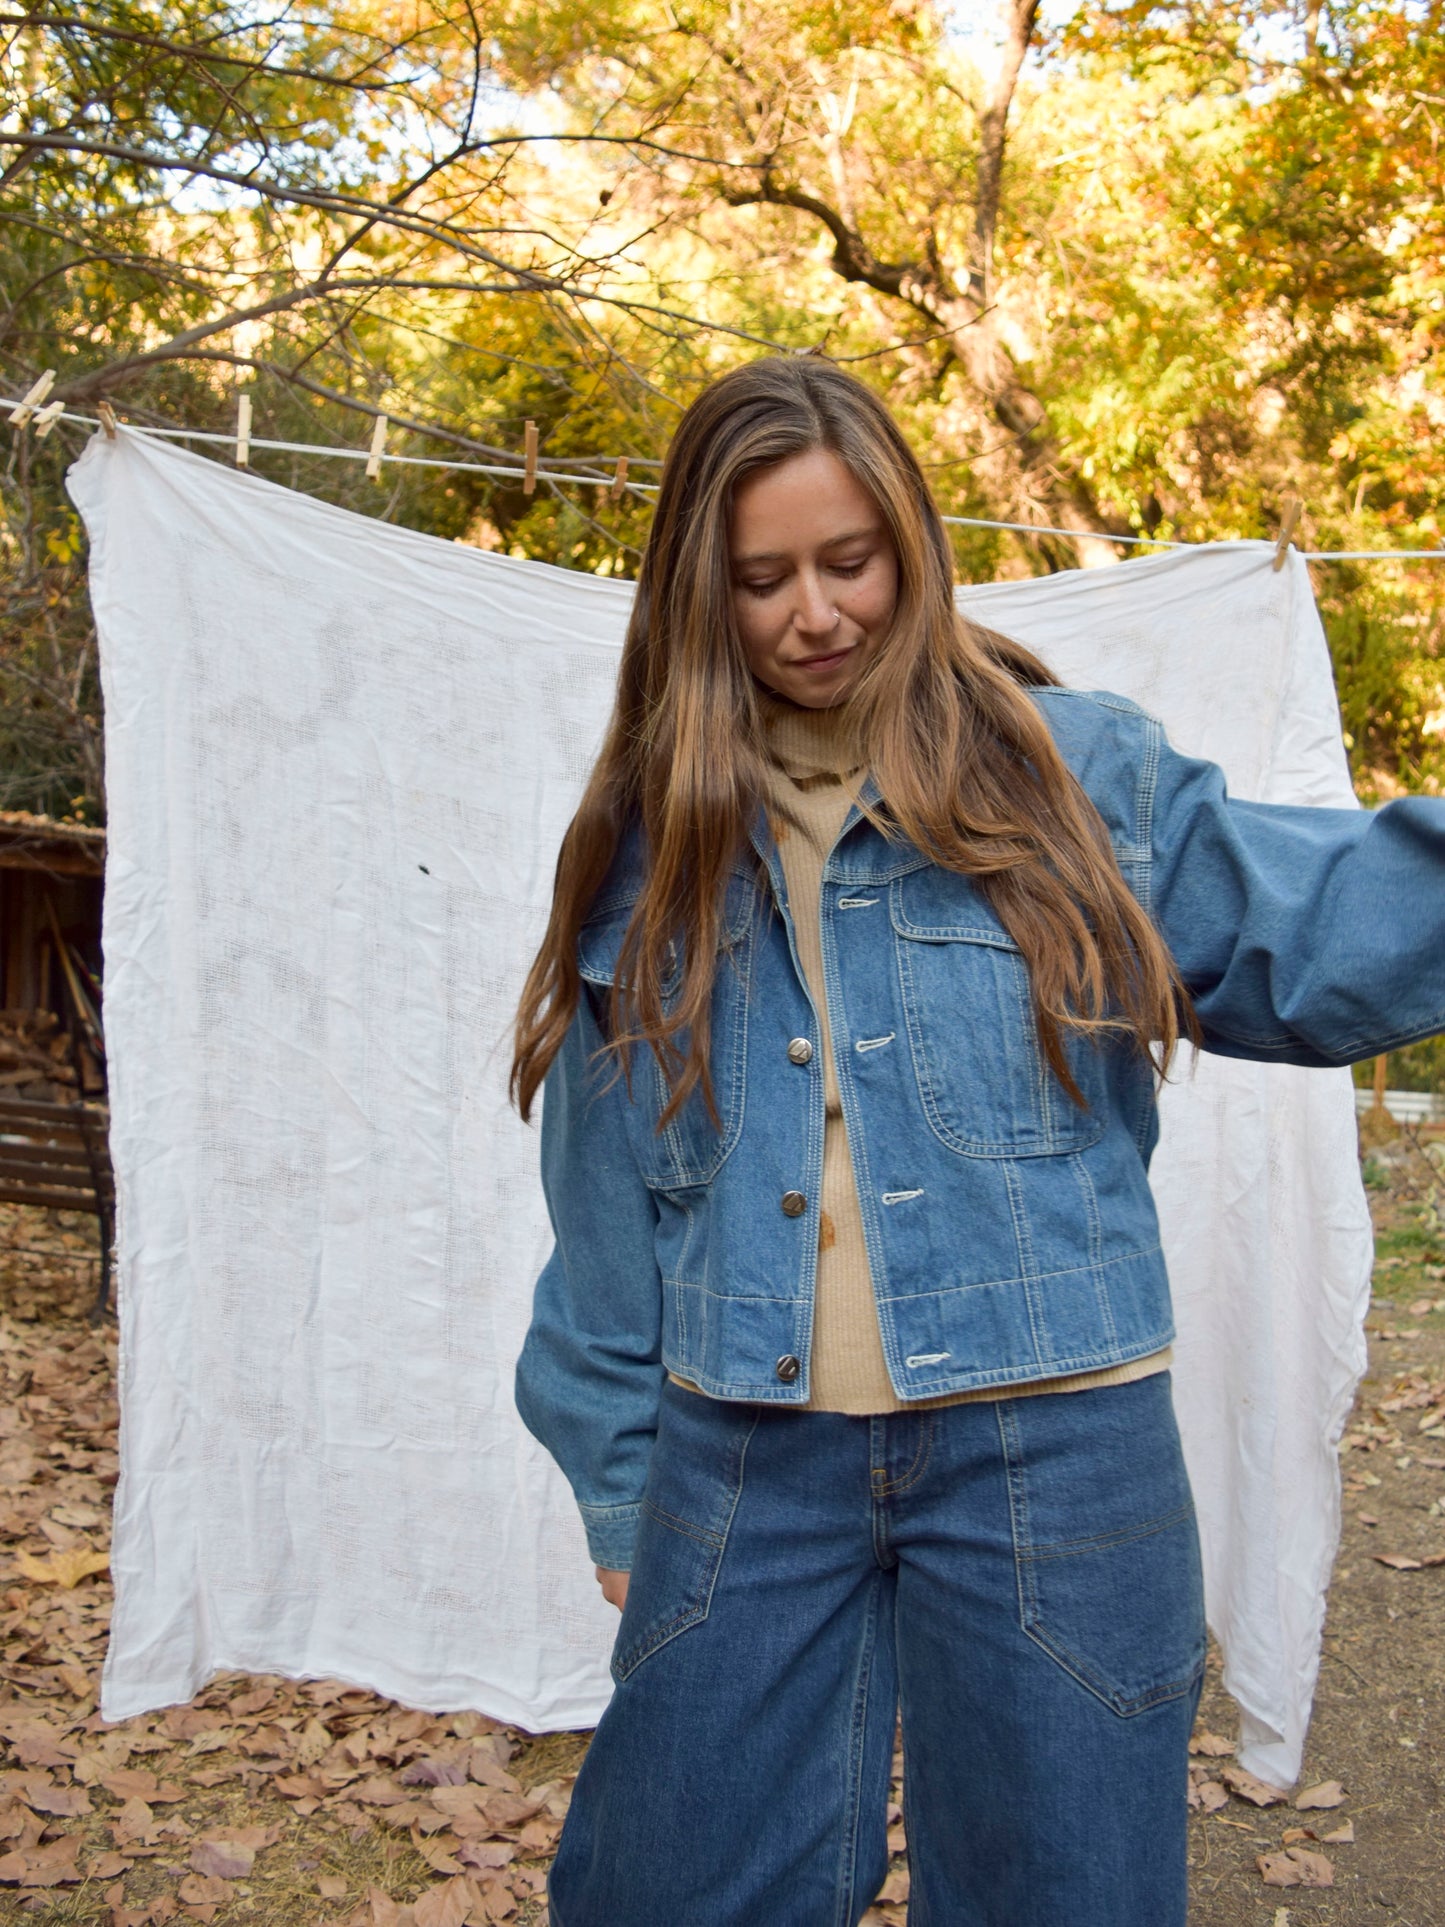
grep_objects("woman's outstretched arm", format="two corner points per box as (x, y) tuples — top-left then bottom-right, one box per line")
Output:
(1148, 728), (1445, 1066)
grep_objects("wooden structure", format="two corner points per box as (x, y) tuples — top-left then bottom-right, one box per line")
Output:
(0, 810), (105, 1017)
(0, 811), (112, 1310)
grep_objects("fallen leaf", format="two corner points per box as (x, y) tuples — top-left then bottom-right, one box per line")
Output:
(7, 1724), (75, 1768)
(190, 1838), (254, 1880)
(48, 1502), (104, 1528)
(0, 1831), (82, 1886)
(370, 1888), (413, 1927)
(1322, 1820), (1355, 1844)
(12, 1546), (109, 1589)
(466, 1754), (520, 1792)
(1358, 1513), (1379, 1526)
(318, 1873), (348, 1899)
(1223, 1765), (1289, 1807)
(1294, 1780), (1346, 1810)
(1281, 1827), (1317, 1845)
(353, 1777), (411, 1807)
(1285, 1848), (1333, 1888)
(276, 1773), (327, 1801)
(186, 1730), (232, 1758)
(22, 1780), (91, 1817)
(415, 1834), (464, 1876)
(206, 1824), (281, 1851)
(101, 1769), (159, 1802)
(1197, 1781), (1228, 1813)
(1373, 1553), (1424, 1571)
(1259, 1852), (1301, 1888)
(111, 1796), (158, 1846)
(179, 1874), (230, 1906)
(90, 1851), (133, 1877)
(401, 1758), (469, 1788)
(479, 1880), (516, 1924)
(414, 1878), (472, 1927)
(1188, 1730), (1235, 1758)
(457, 1842), (514, 1873)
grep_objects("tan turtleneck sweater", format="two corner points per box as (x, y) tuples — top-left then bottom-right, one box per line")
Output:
(672, 691), (1169, 1414)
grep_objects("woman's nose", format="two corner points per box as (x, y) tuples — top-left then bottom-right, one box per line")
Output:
(793, 572), (839, 637)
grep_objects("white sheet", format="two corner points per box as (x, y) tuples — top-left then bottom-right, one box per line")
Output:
(69, 430), (1372, 1784)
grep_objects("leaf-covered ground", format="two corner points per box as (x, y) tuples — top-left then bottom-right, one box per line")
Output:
(0, 1127), (1441, 1927)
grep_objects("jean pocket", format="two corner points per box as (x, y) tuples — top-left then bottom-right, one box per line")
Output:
(1000, 1378), (1207, 1717)
(610, 1386), (758, 1683)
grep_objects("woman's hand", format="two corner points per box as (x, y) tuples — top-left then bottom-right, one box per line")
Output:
(595, 1566), (629, 1611)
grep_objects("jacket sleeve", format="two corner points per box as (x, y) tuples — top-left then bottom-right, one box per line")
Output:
(1146, 726), (1445, 1067)
(513, 981), (663, 1572)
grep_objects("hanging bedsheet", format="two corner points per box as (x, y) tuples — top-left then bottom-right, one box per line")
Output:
(68, 429), (1372, 1785)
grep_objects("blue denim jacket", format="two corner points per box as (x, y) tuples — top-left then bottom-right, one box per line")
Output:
(515, 689), (1445, 1568)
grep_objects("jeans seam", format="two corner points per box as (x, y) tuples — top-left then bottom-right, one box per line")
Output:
(873, 1415), (936, 1497)
(995, 1400), (1037, 1628)
(1021, 1498), (1196, 1560)
(833, 1567), (883, 1927)
(638, 1497), (727, 1548)
(612, 1408), (762, 1682)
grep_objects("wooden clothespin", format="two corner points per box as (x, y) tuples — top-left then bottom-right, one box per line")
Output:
(10, 369), (55, 430)
(1272, 496), (1302, 571)
(235, 392), (252, 468)
(523, 419), (538, 496)
(366, 413), (388, 482)
(608, 456), (629, 504)
(96, 401), (118, 440)
(33, 400), (66, 440)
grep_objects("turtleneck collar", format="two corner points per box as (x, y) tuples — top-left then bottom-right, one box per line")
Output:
(756, 686), (864, 780)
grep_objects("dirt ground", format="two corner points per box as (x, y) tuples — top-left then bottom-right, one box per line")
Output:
(1186, 1120), (1445, 1927)
(0, 1118), (1440, 1926)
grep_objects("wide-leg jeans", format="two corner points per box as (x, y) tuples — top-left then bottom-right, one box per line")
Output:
(548, 1371), (1207, 1927)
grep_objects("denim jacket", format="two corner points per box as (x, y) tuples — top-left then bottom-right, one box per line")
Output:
(515, 689), (1445, 1568)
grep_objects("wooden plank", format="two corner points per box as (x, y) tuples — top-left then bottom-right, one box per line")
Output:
(0, 1157), (99, 1192)
(0, 1182), (102, 1214)
(0, 1097), (104, 1126)
(0, 1139), (93, 1168)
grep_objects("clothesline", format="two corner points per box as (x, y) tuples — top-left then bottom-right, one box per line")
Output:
(9, 393), (1445, 564)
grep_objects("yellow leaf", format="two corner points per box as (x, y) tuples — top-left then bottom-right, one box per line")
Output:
(14, 1547), (109, 1589)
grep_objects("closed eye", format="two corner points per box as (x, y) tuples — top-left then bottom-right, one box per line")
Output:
(736, 557), (871, 598)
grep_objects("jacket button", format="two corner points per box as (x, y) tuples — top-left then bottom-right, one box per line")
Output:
(787, 1037), (813, 1066)
(775, 1355), (801, 1382)
(780, 1190), (807, 1217)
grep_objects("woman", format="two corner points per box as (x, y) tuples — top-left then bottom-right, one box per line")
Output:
(511, 356), (1445, 1926)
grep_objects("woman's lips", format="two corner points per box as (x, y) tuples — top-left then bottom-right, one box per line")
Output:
(793, 647), (853, 674)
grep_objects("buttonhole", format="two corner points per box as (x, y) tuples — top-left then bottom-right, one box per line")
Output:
(881, 1188), (924, 1205)
(837, 896), (878, 909)
(418, 864), (430, 874)
(905, 1352), (951, 1369)
(855, 1033), (895, 1053)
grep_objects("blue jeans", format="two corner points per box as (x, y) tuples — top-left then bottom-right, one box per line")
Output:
(549, 1372), (1206, 1927)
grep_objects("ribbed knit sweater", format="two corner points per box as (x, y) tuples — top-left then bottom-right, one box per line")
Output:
(751, 689), (1170, 1414)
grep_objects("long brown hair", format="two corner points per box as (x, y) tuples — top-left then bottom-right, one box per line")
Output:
(511, 355), (1193, 1125)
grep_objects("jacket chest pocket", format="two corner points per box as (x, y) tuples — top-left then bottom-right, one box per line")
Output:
(578, 881), (755, 1190)
(889, 870), (1106, 1158)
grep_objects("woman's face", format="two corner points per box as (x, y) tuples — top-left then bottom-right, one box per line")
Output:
(729, 447), (899, 709)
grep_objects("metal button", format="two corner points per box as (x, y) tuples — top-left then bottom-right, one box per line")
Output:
(787, 1037), (813, 1066)
(775, 1354), (801, 1382)
(780, 1190), (807, 1217)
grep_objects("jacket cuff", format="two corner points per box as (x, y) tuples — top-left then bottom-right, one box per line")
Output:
(579, 1500), (642, 1571)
